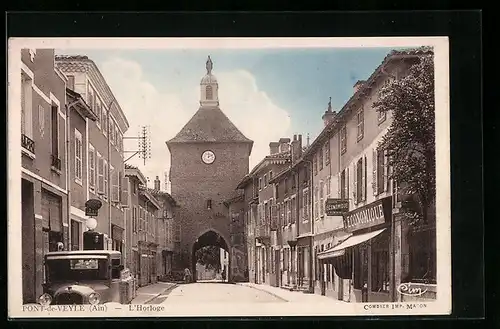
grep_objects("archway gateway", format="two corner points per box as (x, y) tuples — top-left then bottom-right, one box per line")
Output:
(191, 230), (231, 283)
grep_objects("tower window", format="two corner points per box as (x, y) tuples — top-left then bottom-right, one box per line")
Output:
(206, 85), (213, 100)
(207, 199), (212, 210)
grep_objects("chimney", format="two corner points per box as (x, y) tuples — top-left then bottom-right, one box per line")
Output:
(291, 135), (298, 161)
(154, 175), (161, 191)
(354, 80), (366, 93)
(269, 142), (280, 155)
(298, 134), (303, 158)
(291, 134), (303, 162)
(322, 97), (336, 127)
(279, 137), (291, 153)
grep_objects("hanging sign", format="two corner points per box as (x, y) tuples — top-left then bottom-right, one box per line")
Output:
(325, 198), (349, 216)
(85, 199), (102, 217)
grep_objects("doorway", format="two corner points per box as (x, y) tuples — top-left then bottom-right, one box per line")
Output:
(192, 230), (230, 283)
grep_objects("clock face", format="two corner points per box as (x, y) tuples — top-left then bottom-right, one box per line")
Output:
(201, 150), (216, 164)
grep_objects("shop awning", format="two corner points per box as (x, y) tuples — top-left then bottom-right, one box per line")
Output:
(317, 228), (386, 260)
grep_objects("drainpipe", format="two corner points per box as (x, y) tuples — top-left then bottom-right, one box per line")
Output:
(65, 103), (72, 250)
(380, 66), (397, 302)
(253, 176), (258, 284)
(107, 100), (114, 248)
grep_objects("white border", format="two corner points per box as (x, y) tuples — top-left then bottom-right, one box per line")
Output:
(8, 37), (451, 318)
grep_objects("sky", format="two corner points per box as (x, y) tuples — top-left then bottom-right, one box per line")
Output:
(55, 46), (400, 191)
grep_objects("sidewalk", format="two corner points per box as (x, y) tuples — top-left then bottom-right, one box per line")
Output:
(130, 282), (178, 304)
(237, 282), (346, 304)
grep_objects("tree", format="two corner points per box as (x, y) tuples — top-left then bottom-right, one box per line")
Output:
(374, 48), (435, 225)
(195, 245), (221, 270)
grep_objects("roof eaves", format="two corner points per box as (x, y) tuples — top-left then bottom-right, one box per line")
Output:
(304, 48), (431, 159)
(139, 188), (161, 209)
(125, 168), (147, 186)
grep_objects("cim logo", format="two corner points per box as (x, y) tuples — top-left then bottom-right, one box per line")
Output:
(397, 283), (428, 297)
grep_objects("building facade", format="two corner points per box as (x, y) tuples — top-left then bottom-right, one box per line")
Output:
(224, 192), (247, 282)
(312, 48), (436, 303)
(124, 165), (170, 286)
(65, 88), (99, 251)
(270, 134), (314, 292)
(21, 49), (68, 303)
(166, 56), (253, 282)
(148, 176), (177, 281)
(56, 55), (130, 257)
(236, 140), (292, 285)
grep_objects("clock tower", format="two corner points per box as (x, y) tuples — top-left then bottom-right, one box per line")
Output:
(166, 56), (253, 281)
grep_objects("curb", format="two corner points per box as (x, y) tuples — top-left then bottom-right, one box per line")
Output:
(235, 283), (289, 302)
(134, 283), (178, 304)
(145, 283), (179, 304)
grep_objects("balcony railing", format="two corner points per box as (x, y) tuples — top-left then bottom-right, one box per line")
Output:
(21, 134), (35, 154)
(51, 154), (61, 171)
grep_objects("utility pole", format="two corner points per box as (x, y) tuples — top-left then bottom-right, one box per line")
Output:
(123, 125), (152, 164)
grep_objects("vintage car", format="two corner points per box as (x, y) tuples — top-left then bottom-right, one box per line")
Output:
(39, 250), (133, 305)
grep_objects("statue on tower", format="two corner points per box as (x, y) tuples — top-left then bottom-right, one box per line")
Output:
(206, 55), (213, 74)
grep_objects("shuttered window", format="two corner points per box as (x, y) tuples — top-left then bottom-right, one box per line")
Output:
(74, 129), (83, 183)
(319, 148), (324, 171)
(111, 167), (120, 202)
(103, 160), (108, 199)
(97, 153), (104, 194)
(355, 158), (363, 204)
(324, 141), (330, 165)
(89, 145), (95, 190)
(340, 125), (347, 154)
(319, 181), (324, 217)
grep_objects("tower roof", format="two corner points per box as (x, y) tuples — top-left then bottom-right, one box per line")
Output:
(167, 106), (253, 145)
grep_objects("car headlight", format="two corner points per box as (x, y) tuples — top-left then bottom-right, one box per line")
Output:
(38, 293), (52, 306)
(88, 292), (100, 305)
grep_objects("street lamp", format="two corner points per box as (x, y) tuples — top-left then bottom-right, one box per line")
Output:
(86, 217), (98, 231)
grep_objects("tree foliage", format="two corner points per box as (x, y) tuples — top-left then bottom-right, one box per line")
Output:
(195, 245), (221, 270)
(374, 50), (435, 225)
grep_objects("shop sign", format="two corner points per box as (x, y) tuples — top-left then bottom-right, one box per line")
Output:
(343, 197), (392, 232)
(325, 198), (349, 216)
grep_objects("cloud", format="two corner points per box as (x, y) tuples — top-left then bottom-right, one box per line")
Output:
(100, 57), (291, 191)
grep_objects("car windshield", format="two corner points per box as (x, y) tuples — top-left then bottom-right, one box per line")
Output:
(46, 257), (109, 282)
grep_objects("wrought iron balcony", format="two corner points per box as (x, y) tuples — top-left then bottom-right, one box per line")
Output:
(51, 154), (61, 171)
(21, 134), (35, 154)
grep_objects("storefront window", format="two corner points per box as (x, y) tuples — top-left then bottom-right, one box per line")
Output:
(371, 232), (390, 292)
(353, 244), (368, 290)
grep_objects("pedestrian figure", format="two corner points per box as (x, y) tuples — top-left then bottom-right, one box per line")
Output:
(184, 267), (192, 284)
(221, 268), (226, 281)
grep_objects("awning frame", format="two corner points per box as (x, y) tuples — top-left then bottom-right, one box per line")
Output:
(317, 228), (387, 260)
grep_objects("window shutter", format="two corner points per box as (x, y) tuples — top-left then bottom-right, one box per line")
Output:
(97, 156), (104, 194)
(353, 162), (358, 204)
(346, 168), (350, 204)
(89, 148), (95, 188)
(112, 170), (120, 202)
(383, 150), (389, 192)
(373, 148), (378, 195)
(364, 155), (367, 201)
(121, 176), (129, 207)
(338, 172), (342, 198)
(104, 161), (108, 198)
